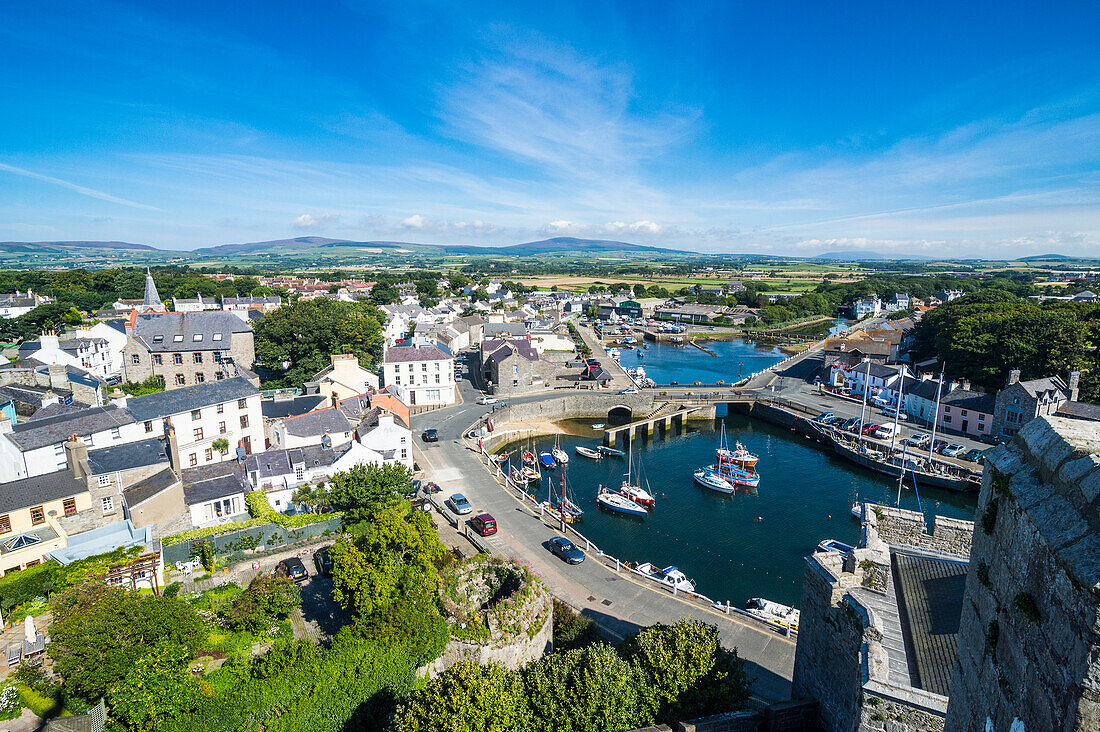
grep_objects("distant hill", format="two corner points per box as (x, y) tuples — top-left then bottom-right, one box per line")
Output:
(1016, 253), (1076, 262)
(193, 236), (696, 258)
(194, 236), (356, 255)
(0, 240), (159, 252)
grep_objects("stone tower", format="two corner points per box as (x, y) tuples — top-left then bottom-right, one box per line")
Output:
(143, 268), (164, 311)
(946, 416), (1100, 730)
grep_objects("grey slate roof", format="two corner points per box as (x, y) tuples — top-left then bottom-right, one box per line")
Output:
(1056, 400), (1100, 422)
(383, 344), (451, 363)
(126, 377), (258, 421)
(1017, 376), (1069, 401)
(180, 462), (247, 505)
(893, 552), (968, 696)
(484, 339), (538, 364)
(87, 437), (169, 475)
(281, 407), (352, 437)
(244, 443), (349, 480)
(261, 394), (327, 419)
(483, 323), (527, 338)
(939, 389), (996, 414)
(8, 404), (135, 450)
(0, 385), (67, 411)
(0, 469), (88, 514)
(123, 467), (180, 508)
(223, 295), (282, 308)
(903, 379), (951, 401)
(130, 312), (251, 352)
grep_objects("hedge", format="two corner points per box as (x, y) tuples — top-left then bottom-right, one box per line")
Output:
(0, 546), (144, 611)
(162, 491), (340, 547)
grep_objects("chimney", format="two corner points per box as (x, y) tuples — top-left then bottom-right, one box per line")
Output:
(960, 378), (970, 392)
(65, 436), (90, 481)
(1007, 369), (1021, 386)
(165, 420), (180, 470)
(1068, 371), (1081, 402)
(48, 363), (68, 391)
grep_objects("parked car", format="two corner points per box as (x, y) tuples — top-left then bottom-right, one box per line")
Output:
(476, 396), (498, 405)
(619, 387), (640, 394)
(932, 440), (950, 454)
(861, 423), (881, 435)
(905, 432), (932, 447)
(446, 493), (473, 515)
(941, 444), (966, 457)
(874, 424), (898, 440)
(841, 417), (861, 432)
(312, 546), (334, 577)
(882, 406), (907, 420)
(548, 536), (585, 565)
(962, 448), (986, 464)
(470, 513), (497, 536)
(276, 557), (309, 583)
(421, 428), (439, 443)
(813, 412), (835, 423)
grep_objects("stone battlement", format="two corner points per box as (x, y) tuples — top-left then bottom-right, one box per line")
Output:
(862, 504), (975, 559)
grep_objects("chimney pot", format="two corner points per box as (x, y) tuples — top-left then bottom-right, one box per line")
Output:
(1008, 369), (1021, 386)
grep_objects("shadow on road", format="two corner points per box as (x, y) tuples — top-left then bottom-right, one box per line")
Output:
(299, 576), (353, 638)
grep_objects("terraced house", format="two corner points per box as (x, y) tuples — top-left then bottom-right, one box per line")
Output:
(121, 311), (255, 389)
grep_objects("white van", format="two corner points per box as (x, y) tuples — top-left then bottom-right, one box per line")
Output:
(874, 424), (898, 440)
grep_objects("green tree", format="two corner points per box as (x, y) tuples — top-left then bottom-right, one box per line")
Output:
(48, 584), (206, 701)
(227, 574), (301, 634)
(523, 644), (654, 732)
(395, 660), (529, 732)
(108, 642), (197, 731)
(327, 462), (411, 524)
(620, 619), (752, 723)
(252, 298), (384, 387)
(370, 282), (399, 305)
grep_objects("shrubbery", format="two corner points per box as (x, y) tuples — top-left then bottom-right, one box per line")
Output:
(226, 574), (301, 634)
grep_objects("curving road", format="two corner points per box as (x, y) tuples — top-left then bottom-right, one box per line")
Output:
(413, 351), (796, 703)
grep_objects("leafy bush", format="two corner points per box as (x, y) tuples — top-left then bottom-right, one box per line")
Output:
(395, 660), (529, 732)
(356, 595), (449, 669)
(118, 375), (165, 396)
(107, 642), (196, 731)
(226, 574), (301, 634)
(0, 685), (20, 721)
(552, 599), (601, 652)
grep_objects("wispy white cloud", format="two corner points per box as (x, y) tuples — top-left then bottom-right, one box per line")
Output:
(292, 212), (340, 229)
(0, 162), (162, 211)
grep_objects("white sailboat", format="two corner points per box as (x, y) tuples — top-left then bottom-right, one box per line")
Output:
(619, 440), (655, 506)
(551, 436), (569, 465)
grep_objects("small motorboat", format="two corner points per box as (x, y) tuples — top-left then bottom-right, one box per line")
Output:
(717, 441), (759, 469)
(596, 487), (647, 517)
(591, 423), (606, 429)
(539, 452), (557, 470)
(694, 468), (734, 494)
(634, 563), (696, 593)
(619, 481), (656, 506)
(491, 453), (509, 465)
(522, 450), (536, 466)
(575, 446), (602, 460)
(817, 539), (854, 555)
(520, 466), (541, 482)
(597, 446), (625, 457)
(746, 598), (800, 632)
(851, 500), (881, 519)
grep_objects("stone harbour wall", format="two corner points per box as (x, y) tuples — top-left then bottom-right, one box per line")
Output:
(946, 416), (1100, 732)
(865, 504), (975, 558)
(861, 696), (945, 732)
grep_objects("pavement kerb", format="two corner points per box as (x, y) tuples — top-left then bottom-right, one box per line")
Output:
(457, 410), (796, 646)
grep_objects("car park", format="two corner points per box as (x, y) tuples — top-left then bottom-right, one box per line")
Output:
(861, 423), (881, 435)
(276, 557), (309, 583)
(905, 432), (931, 447)
(470, 513), (497, 536)
(312, 546), (334, 577)
(446, 493), (473, 515)
(421, 428), (439, 443)
(813, 412), (835, 423)
(840, 417), (861, 431)
(476, 396), (498, 405)
(941, 444), (966, 457)
(548, 536), (585, 564)
(962, 448), (986, 464)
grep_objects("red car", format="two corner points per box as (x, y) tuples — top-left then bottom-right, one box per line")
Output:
(470, 513), (497, 536)
(861, 423), (881, 435)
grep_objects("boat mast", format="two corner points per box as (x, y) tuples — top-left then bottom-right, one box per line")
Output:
(888, 366), (906, 454)
(857, 358), (872, 444)
(927, 365), (945, 463)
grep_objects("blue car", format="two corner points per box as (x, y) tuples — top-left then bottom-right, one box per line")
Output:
(446, 493), (473, 515)
(548, 536), (585, 565)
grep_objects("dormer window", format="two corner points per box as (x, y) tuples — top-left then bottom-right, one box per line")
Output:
(152, 335), (164, 343)
(173, 335), (184, 342)
(213, 333), (223, 341)
(193, 334), (203, 342)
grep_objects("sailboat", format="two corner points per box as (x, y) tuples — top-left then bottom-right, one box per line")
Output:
(551, 436), (569, 465)
(694, 468), (735, 494)
(619, 440), (656, 506)
(596, 486), (648, 517)
(542, 466), (582, 523)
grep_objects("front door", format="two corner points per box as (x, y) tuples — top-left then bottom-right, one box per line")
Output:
(961, 420), (968, 432)
(242, 436), (252, 455)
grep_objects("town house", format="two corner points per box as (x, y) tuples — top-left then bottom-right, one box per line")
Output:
(380, 344), (455, 407)
(121, 311), (255, 389)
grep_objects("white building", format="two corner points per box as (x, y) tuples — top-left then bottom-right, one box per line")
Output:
(310, 354), (379, 402)
(0, 291), (49, 319)
(882, 293), (911, 313)
(171, 294), (220, 313)
(18, 334), (115, 381)
(852, 296), (882, 319)
(267, 407), (355, 451)
(380, 344), (455, 407)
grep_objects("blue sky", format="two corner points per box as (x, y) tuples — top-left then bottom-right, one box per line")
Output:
(1, 1), (1098, 256)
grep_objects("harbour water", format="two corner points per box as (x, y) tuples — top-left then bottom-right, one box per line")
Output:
(618, 338), (786, 385)
(513, 414), (977, 609)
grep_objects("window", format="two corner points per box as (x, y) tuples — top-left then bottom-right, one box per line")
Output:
(944, 415), (952, 423)
(30, 506), (44, 525)
(193, 428), (204, 441)
(191, 409), (201, 420)
(212, 333), (223, 341)
(101, 496), (114, 513)
(978, 414), (986, 422)
(54, 444), (65, 456)
(400, 449), (407, 459)
(98, 475), (110, 486)
(196, 372), (205, 383)
(194, 352), (203, 364)
(189, 453), (198, 467)
(173, 353), (183, 365)
(173, 334), (184, 342)
(63, 498), (76, 516)
(435, 374), (440, 383)
(512, 364), (518, 374)
(240, 415), (249, 429)
(193, 334), (203, 342)
(395, 376), (401, 385)
(216, 403), (224, 414)
(961, 410), (968, 417)
(213, 352), (222, 363)
(238, 398), (247, 409)
(215, 371), (224, 380)
(131, 354), (140, 365)
(176, 374), (186, 385)
(407, 364), (413, 372)
(144, 420), (154, 433)
(152, 335), (164, 343)
(153, 354), (163, 366)
(111, 427), (121, 440)
(422, 363), (427, 371)
(0, 515), (11, 534)
(218, 421), (227, 434)
(295, 466), (304, 481)
(205, 448), (213, 462)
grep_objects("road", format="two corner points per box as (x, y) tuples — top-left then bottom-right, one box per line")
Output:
(413, 357), (796, 702)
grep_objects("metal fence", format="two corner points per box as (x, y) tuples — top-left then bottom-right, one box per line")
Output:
(474, 445), (796, 638)
(163, 516), (343, 566)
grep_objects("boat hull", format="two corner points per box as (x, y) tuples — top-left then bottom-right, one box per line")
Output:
(830, 438), (974, 491)
(596, 494), (647, 517)
(694, 470), (734, 494)
(575, 446), (602, 460)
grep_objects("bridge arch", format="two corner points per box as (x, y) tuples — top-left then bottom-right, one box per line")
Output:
(607, 405), (633, 423)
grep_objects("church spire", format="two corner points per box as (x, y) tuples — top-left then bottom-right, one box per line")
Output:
(143, 268), (163, 311)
